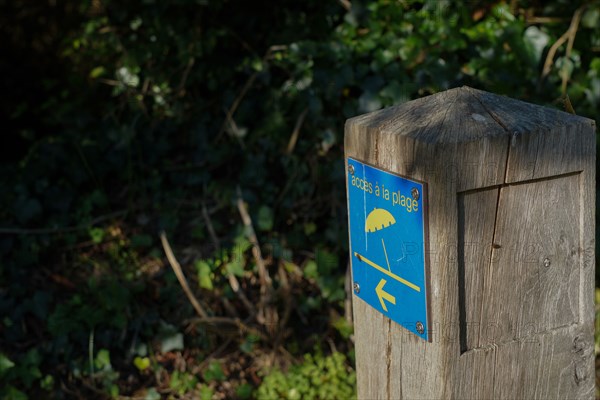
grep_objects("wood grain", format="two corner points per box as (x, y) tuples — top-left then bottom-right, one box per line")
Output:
(345, 86), (595, 399)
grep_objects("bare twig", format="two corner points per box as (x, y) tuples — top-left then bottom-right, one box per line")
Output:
(236, 187), (272, 289)
(88, 328), (95, 380)
(228, 273), (256, 315)
(224, 106), (248, 148)
(562, 94), (577, 114)
(216, 45), (288, 141)
(285, 107), (309, 155)
(176, 57), (196, 97)
(201, 200), (255, 315)
(337, 0), (351, 11)
(541, 31), (569, 80)
(561, 7), (586, 94)
(217, 72), (259, 140)
(540, 5), (587, 93)
(525, 16), (567, 24)
(186, 316), (267, 340)
(273, 263), (293, 349)
(202, 203), (220, 251)
(159, 231), (209, 319)
(236, 186), (277, 330)
(222, 297), (239, 318)
(0, 210), (127, 235)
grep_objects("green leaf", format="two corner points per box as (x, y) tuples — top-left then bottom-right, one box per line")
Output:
(303, 222), (317, 236)
(89, 227), (105, 244)
(160, 328), (184, 353)
(130, 17), (143, 31)
(0, 353), (15, 374)
(3, 386), (28, 400)
(303, 260), (318, 280)
(203, 360), (226, 382)
(236, 383), (253, 399)
(133, 356), (151, 371)
(144, 388), (161, 400)
(316, 248), (338, 275)
(332, 316), (354, 339)
(257, 206), (274, 232)
(196, 260), (214, 290)
(582, 7), (600, 29)
(169, 371), (198, 395)
(199, 384), (214, 400)
(523, 26), (549, 66)
(89, 66), (106, 78)
(94, 349), (112, 371)
(40, 374), (54, 391)
(225, 260), (245, 277)
(240, 334), (260, 354)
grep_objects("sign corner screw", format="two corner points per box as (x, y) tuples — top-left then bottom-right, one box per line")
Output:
(411, 187), (420, 200)
(416, 321), (424, 334)
(543, 257), (551, 268)
(348, 164), (355, 175)
(353, 282), (360, 294)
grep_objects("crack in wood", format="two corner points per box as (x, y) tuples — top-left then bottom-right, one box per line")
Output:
(385, 319), (392, 400)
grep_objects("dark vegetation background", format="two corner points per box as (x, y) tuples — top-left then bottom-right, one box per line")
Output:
(1, 0), (599, 398)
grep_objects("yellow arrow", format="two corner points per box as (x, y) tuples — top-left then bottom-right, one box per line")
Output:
(376, 279), (396, 312)
(354, 252), (421, 292)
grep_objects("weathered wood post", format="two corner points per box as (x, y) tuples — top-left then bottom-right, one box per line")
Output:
(345, 87), (596, 399)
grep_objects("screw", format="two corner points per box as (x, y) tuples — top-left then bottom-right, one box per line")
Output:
(353, 282), (360, 294)
(543, 257), (551, 268)
(348, 164), (355, 175)
(416, 321), (424, 334)
(411, 187), (420, 201)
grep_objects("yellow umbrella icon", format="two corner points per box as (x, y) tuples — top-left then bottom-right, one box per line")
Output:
(365, 208), (395, 271)
(354, 207), (420, 293)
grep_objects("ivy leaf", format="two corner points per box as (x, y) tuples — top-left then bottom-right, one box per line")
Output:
(0, 353), (15, 374)
(133, 356), (151, 371)
(196, 260), (214, 290)
(257, 206), (274, 232)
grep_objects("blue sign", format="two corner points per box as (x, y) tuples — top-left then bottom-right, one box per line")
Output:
(347, 158), (430, 341)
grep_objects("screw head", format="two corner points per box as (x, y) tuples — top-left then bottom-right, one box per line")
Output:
(353, 282), (360, 294)
(543, 257), (551, 268)
(348, 164), (355, 175)
(416, 321), (424, 334)
(411, 187), (420, 201)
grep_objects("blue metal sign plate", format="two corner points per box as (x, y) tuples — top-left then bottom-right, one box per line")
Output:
(347, 157), (430, 341)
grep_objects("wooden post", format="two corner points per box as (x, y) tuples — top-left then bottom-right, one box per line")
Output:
(345, 87), (596, 399)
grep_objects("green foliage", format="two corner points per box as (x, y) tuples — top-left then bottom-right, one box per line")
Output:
(1, 0), (598, 397)
(203, 361), (226, 382)
(257, 351), (356, 400)
(0, 354), (15, 375)
(169, 371), (199, 396)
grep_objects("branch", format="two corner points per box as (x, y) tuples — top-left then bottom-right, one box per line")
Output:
(159, 231), (209, 319)
(540, 5), (587, 93)
(338, 0), (351, 11)
(202, 203), (220, 251)
(236, 187), (272, 290)
(176, 57), (196, 97)
(217, 72), (259, 140)
(216, 45), (288, 142)
(186, 316), (268, 341)
(285, 107), (309, 155)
